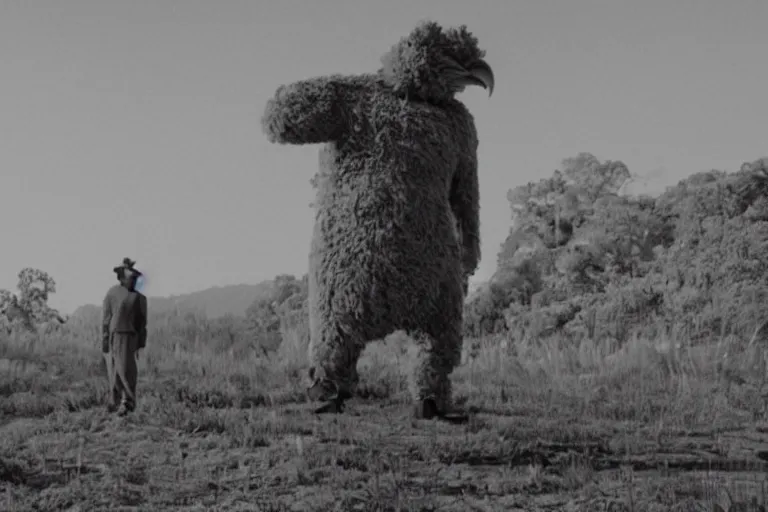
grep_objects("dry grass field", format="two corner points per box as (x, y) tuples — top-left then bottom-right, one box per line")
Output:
(2, 321), (768, 511)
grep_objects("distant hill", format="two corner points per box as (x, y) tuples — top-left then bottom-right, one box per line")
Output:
(71, 281), (274, 321)
(71, 277), (484, 323)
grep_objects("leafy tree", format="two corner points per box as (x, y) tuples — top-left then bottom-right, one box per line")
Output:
(485, 153), (768, 350)
(505, 170), (571, 251)
(244, 274), (308, 353)
(0, 268), (64, 333)
(580, 195), (672, 278)
(561, 152), (631, 205)
(465, 258), (543, 337)
(500, 154), (632, 271)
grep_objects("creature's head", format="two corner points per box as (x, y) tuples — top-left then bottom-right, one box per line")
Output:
(380, 21), (495, 103)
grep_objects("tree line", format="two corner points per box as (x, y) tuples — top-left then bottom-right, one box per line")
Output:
(5, 153), (768, 357)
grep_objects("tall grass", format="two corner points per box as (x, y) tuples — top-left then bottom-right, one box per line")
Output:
(2, 307), (767, 510)
(2, 305), (765, 424)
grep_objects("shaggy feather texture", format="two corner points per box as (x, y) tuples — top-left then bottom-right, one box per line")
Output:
(262, 21), (484, 412)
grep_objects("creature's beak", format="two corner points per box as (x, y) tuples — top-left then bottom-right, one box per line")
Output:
(465, 59), (495, 97)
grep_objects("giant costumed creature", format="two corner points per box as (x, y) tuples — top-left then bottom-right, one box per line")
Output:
(262, 21), (493, 421)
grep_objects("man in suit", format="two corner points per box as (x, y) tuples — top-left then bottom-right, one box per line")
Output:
(102, 258), (148, 416)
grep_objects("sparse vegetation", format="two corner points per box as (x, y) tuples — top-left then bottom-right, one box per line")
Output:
(3, 154), (768, 510)
(0, 268), (66, 336)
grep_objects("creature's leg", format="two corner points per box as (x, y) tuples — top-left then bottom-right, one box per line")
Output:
(407, 330), (459, 414)
(307, 322), (365, 404)
(408, 280), (465, 420)
(112, 333), (138, 413)
(304, 262), (369, 409)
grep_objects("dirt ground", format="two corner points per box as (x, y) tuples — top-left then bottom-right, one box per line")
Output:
(2, 339), (768, 511)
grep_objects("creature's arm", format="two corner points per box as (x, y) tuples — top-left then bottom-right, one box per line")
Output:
(450, 121), (481, 288)
(262, 75), (357, 145)
(101, 291), (112, 353)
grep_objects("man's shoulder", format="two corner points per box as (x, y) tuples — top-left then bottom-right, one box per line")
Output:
(105, 284), (123, 298)
(131, 290), (147, 307)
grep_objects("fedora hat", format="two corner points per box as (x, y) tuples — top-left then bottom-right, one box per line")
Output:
(113, 257), (142, 276)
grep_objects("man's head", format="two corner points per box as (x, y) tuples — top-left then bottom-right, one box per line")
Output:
(114, 258), (142, 291)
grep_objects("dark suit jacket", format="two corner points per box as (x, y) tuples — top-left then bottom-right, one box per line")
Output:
(102, 284), (147, 351)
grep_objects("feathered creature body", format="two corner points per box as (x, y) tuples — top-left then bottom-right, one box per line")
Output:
(262, 21), (493, 418)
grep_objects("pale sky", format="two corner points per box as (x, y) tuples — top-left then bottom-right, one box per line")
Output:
(1, 0), (766, 314)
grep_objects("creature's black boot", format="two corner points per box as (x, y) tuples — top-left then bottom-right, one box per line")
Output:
(314, 397), (346, 414)
(308, 381), (352, 415)
(413, 398), (470, 425)
(413, 398), (440, 419)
